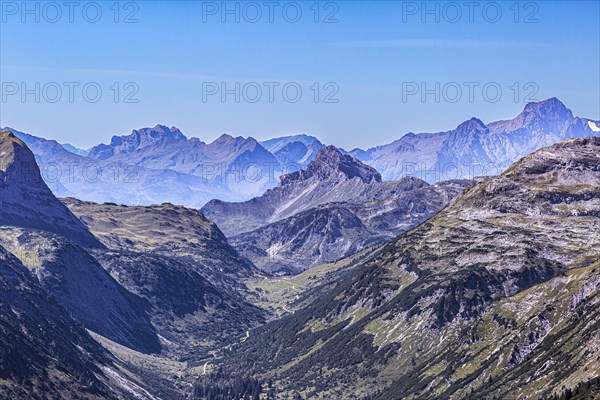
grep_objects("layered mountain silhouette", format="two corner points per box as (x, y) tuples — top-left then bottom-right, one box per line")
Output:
(349, 98), (600, 182)
(4, 98), (599, 208)
(2, 101), (600, 400)
(0, 130), (265, 367)
(62, 199), (266, 357)
(0, 132), (101, 247)
(3, 127), (228, 208)
(202, 146), (390, 236)
(214, 146), (474, 273)
(212, 136), (600, 399)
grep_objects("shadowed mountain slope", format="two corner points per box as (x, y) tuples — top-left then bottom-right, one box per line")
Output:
(0, 131), (101, 247)
(0, 245), (117, 399)
(62, 199), (267, 358)
(209, 137), (600, 399)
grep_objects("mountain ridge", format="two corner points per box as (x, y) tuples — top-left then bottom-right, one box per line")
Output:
(4, 98), (599, 207)
(211, 136), (600, 399)
(0, 131), (102, 248)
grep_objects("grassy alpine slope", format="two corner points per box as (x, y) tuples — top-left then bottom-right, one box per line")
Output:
(204, 137), (600, 399)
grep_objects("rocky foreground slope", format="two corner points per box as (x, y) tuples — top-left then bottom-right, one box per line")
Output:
(208, 137), (600, 399)
(0, 130), (265, 365)
(0, 245), (118, 399)
(62, 199), (266, 358)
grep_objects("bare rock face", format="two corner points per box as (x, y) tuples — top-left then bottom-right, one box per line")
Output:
(230, 204), (387, 274)
(230, 177), (474, 274)
(280, 145), (382, 185)
(205, 146), (474, 272)
(88, 124), (187, 160)
(62, 199), (266, 358)
(203, 146), (414, 237)
(0, 131), (101, 248)
(215, 137), (600, 399)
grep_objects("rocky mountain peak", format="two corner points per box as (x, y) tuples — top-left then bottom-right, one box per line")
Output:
(88, 124), (187, 159)
(520, 97), (574, 124)
(0, 131), (101, 247)
(112, 124), (187, 147)
(455, 117), (487, 134)
(210, 133), (260, 148)
(1, 131), (48, 187)
(303, 145), (382, 183)
(214, 133), (235, 142)
(505, 136), (600, 180)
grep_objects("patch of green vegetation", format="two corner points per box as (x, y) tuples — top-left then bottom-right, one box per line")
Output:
(244, 248), (376, 316)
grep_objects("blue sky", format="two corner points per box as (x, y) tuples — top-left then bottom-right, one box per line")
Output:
(1, 0), (599, 149)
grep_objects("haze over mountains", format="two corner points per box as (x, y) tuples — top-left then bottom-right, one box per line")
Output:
(348, 98), (600, 182)
(205, 146), (475, 273)
(2, 98), (600, 399)
(214, 136), (600, 399)
(3, 98), (598, 208)
(0, 130), (265, 397)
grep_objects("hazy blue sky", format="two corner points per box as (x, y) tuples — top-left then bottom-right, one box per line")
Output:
(1, 0), (599, 149)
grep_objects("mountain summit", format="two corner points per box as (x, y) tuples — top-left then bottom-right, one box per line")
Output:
(349, 98), (599, 182)
(202, 145), (388, 236)
(0, 131), (101, 247)
(88, 124), (187, 160)
(216, 136), (600, 398)
(281, 145), (381, 185)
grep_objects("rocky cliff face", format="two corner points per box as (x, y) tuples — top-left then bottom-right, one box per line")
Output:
(205, 146), (474, 273)
(0, 131), (101, 247)
(230, 176), (475, 274)
(202, 146), (394, 237)
(212, 137), (600, 399)
(230, 204), (387, 274)
(88, 125), (187, 160)
(88, 126), (281, 198)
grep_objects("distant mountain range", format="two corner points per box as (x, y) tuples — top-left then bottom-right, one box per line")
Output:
(205, 146), (475, 273)
(2, 120), (600, 398)
(215, 136), (600, 399)
(0, 130), (266, 397)
(3, 98), (598, 207)
(348, 98), (600, 182)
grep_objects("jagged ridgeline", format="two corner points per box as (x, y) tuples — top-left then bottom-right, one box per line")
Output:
(0, 130), (266, 398)
(4, 98), (600, 208)
(204, 145), (474, 273)
(207, 137), (600, 400)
